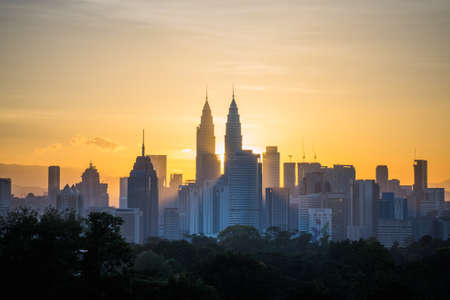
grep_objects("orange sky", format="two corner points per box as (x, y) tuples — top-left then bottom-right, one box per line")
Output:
(1, 0), (449, 204)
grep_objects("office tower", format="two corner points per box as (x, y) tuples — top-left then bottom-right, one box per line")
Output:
(0, 178), (12, 217)
(226, 150), (260, 229)
(170, 174), (183, 190)
(414, 160), (428, 190)
(304, 170), (328, 194)
(48, 166), (60, 206)
(177, 183), (194, 236)
(75, 162), (109, 209)
(266, 187), (289, 231)
(115, 208), (143, 244)
(419, 188), (445, 217)
(393, 197), (408, 220)
(375, 165), (388, 193)
(258, 161), (264, 230)
(308, 208), (332, 242)
(379, 192), (395, 220)
(119, 177), (128, 208)
(387, 179), (401, 195)
(150, 155), (167, 188)
(283, 162), (296, 190)
(323, 193), (346, 241)
(347, 180), (379, 240)
(291, 193), (322, 233)
(163, 208), (181, 240)
(263, 146), (280, 192)
(196, 95), (220, 186)
(56, 184), (83, 215)
(224, 91), (242, 166)
(127, 131), (159, 239)
(297, 162), (321, 191)
(413, 160), (428, 217)
(376, 219), (413, 247)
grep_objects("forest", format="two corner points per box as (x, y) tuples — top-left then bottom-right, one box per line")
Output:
(1, 208), (449, 300)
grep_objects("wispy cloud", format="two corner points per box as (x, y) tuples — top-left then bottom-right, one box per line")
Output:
(71, 135), (122, 151)
(34, 143), (63, 154)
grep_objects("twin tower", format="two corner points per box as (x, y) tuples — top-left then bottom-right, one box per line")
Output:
(196, 90), (243, 185)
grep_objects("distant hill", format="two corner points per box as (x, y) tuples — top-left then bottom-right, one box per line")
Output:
(0, 163), (119, 205)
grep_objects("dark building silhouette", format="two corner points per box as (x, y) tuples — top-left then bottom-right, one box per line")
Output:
(413, 160), (428, 217)
(0, 178), (11, 217)
(56, 184), (83, 215)
(128, 131), (159, 238)
(48, 166), (60, 206)
(266, 187), (289, 231)
(76, 162), (109, 208)
(376, 165), (388, 194)
(196, 92), (220, 186)
(225, 90), (242, 170)
(283, 162), (296, 191)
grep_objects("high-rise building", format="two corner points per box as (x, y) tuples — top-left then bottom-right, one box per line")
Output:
(115, 208), (143, 244)
(419, 188), (445, 217)
(323, 193), (346, 241)
(163, 208), (181, 240)
(376, 165), (388, 194)
(297, 162), (321, 191)
(283, 162), (296, 190)
(225, 91), (242, 169)
(414, 160), (428, 191)
(170, 174), (183, 190)
(226, 150), (260, 229)
(196, 94), (220, 186)
(119, 177), (128, 208)
(150, 155), (167, 188)
(48, 166), (60, 207)
(376, 219), (413, 247)
(56, 184), (83, 215)
(263, 146), (280, 191)
(308, 208), (332, 242)
(0, 178), (12, 217)
(347, 180), (379, 240)
(75, 162), (109, 209)
(266, 187), (289, 231)
(413, 160), (428, 217)
(127, 131), (159, 239)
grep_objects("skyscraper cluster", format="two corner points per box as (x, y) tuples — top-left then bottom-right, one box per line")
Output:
(1, 90), (448, 247)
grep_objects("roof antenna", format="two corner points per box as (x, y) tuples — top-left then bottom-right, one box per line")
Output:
(142, 129), (145, 156)
(302, 138), (306, 162)
(206, 85), (208, 101)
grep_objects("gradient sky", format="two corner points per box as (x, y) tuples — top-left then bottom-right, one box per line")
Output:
(1, 0), (450, 197)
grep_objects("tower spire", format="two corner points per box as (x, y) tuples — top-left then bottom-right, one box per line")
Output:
(142, 129), (145, 156)
(232, 84), (235, 101)
(206, 85), (208, 102)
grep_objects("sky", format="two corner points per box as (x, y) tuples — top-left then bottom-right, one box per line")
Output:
(1, 0), (450, 201)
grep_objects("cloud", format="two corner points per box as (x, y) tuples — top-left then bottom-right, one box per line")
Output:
(71, 135), (121, 151)
(34, 143), (63, 154)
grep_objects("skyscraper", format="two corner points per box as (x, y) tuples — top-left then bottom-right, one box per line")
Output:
(196, 93), (220, 186)
(56, 184), (83, 215)
(75, 162), (109, 209)
(414, 160), (428, 191)
(283, 162), (296, 190)
(225, 90), (242, 167)
(127, 131), (159, 238)
(266, 187), (289, 231)
(263, 146), (280, 190)
(48, 166), (60, 206)
(226, 150), (260, 229)
(413, 160), (428, 217)
(376, 165), (388, 194)
(150, 155), (167, 188)
(347, 180), (379, 240)
(0, 178), (11, 217)
(297, 162), (321, 191)
(119, 177), (128, 208)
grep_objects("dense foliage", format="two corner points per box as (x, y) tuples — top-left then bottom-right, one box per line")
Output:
(1, 210), (449, 299)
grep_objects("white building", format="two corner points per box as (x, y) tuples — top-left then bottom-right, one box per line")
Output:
(308, 208), (332, 242)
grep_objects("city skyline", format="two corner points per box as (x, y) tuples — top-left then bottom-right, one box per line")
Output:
(1, 0), (450, 190)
